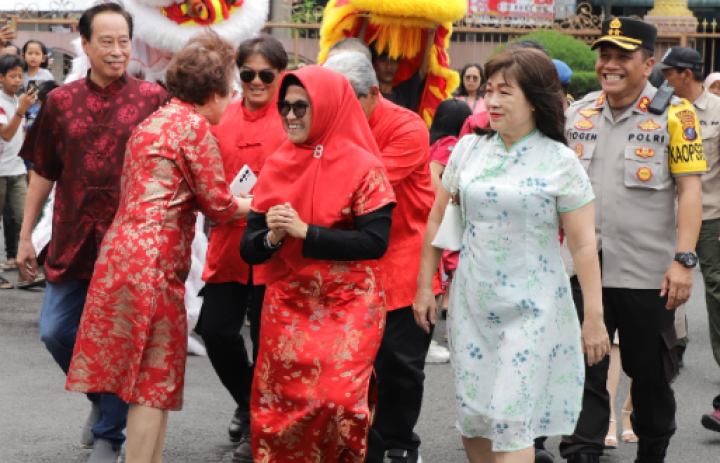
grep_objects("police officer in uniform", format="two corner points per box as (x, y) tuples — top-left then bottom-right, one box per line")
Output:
(659, 46), (720, 432)
(560, 18), (706, 463)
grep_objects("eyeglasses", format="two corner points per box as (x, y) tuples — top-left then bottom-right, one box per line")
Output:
(230, 89), (239, 99)
(464, 75), (480, 82)
(239, 69), (276, 84)
(277, 100), (311, 118)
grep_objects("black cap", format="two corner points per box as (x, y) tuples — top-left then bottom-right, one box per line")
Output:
(591, 17), (657, 52)
(658, 47), (704, 73)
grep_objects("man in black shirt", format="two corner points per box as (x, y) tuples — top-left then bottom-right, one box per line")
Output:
(372, 27), (436, 112)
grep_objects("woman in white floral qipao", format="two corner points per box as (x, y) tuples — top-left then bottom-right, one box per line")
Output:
(413, 48), (611, 462)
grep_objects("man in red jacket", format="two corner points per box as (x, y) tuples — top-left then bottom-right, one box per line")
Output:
(326, 49), (439, 463)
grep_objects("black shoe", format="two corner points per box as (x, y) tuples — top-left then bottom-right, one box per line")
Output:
(228, 407), (249, 443)
(386, 448), (422, 463)
(535, 449), (555, 463)
(232, 436), (253, 463)
(566, 454), (599, 463)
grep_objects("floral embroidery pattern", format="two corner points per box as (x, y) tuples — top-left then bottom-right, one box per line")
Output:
(442, 132), (593, 451)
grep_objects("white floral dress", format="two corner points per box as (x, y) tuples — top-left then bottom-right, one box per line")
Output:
(443, 131), (594, 451)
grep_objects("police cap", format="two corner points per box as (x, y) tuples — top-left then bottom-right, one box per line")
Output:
(591, 17), (657, 53)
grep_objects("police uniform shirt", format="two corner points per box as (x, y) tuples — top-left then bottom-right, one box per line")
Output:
(566, 82), (707, 289)
(692, 88), (720, 220)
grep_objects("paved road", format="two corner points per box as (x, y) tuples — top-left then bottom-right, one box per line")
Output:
(1, 265), (719, 462)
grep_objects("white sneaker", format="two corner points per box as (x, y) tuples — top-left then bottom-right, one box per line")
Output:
(425, 340), (450, 364)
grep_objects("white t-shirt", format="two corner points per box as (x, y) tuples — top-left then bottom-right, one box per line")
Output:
(0, 92), (28, 177)
(23, 68), (55, 90)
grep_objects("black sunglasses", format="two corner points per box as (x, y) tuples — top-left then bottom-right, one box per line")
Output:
(239, 69), (276, 84)
(278, 100), (311, 118)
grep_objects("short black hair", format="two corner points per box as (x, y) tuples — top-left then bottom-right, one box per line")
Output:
(0, 55), (25, 76)
(507, 39), (549, 56)
(22, 40), (48, 60)
(38, 81), (59, 104)
(78, 2), (133, 42)
(235, 35), (289, 71)
(429, 98), (473, 145)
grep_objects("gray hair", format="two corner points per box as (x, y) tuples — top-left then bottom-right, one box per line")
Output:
(324, 52), (378, 97)
(328, 38), (372, 63)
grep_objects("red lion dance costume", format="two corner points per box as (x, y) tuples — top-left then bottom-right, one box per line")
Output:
(318, 0), (467, 127)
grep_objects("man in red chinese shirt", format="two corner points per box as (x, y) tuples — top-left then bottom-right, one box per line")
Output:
(326, 49), (438, 463)
(17, 4), (167, 463)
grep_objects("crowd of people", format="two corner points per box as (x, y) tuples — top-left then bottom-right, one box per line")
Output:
(0, 27), (58, 290)
(4, 3), (720, 463)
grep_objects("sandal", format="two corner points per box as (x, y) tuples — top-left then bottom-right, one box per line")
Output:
(0, 274), (13, 289)
(2, 259), (17, 271)
(605, 418), (618, 449)
(622, 410), (639, 443)
(17, 273), (46, 290)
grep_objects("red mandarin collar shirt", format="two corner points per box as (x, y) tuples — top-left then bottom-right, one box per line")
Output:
(19, 72), (168, 283)
(369, 96), (439, 310)
(202, 99), (287, 285)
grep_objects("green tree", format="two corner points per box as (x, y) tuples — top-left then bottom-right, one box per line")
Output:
(491, 30), (601, 98)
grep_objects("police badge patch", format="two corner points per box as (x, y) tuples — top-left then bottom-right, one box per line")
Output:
(676, 110), (698, 141)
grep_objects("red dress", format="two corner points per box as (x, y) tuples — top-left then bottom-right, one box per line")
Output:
(65, 100), (240, 410)
(249, 66), (396, 463)
(203, 99), (286, 285)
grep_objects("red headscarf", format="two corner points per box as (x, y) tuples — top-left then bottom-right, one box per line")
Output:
(252, 65), (387, 284)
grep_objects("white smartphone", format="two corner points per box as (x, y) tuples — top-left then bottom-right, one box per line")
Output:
(230, 164), (257, 196)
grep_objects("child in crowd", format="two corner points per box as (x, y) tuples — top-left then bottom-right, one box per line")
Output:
(22, 40), (54, 90)
(0, 55), (37, 289)
(425, 98), (472, 363)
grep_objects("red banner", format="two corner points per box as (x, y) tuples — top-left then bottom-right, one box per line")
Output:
(467, 0), (555, 20)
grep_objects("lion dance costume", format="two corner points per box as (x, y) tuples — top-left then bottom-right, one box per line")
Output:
(318, 0), (466, 127)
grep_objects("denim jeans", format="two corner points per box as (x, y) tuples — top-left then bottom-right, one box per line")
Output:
(39, 279), (128, 449)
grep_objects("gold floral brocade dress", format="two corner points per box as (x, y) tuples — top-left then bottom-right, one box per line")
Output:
(65, 99), (239, 410)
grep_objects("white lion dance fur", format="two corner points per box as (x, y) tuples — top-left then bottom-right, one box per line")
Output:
(35, 0), (270, 355)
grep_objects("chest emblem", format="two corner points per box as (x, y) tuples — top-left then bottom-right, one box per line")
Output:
(676, 109), (698, 141)
(635, 146), (655, 158)
(579, 109), (601, 118)
(637, 96), (651, 112)
(574, 143), (584, 157)
(574, 119), (594, 130)
(637, 167), (654, 182)
(638, 119), (662, 131)
(596, 93), (605, 107)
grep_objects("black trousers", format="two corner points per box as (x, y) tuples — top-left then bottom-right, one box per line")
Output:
(559, 278), (678, 462)
(368, 305), (433, 458)
(195, 279), (264, 419)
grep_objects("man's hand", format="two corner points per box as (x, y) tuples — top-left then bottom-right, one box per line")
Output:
(18, 88), (38, 114)
(581, 314), (611, 366)
(0, 25), (16, 48)
(412, 286), (437, 334)
(17, 238), (39, 282)
(661, 261), (693, 309)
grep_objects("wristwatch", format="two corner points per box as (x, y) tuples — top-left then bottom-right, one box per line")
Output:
(674, 252), (698, 269)
(264, 232), (282, 250)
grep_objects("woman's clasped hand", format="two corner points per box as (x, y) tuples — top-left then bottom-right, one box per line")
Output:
(265, 203), (308, 240)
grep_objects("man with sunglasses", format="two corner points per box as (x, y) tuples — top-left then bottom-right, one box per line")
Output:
(659, 46), (720, 434)
(371, 27), (436, 112)
(326, 51), (439, 463)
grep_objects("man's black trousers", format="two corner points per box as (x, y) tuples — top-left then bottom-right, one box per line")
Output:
(559, 278), (678, 462)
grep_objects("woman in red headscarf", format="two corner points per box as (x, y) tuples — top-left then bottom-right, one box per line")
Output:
(240, 65), (396, 462)
(196, 36), (288, 461)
